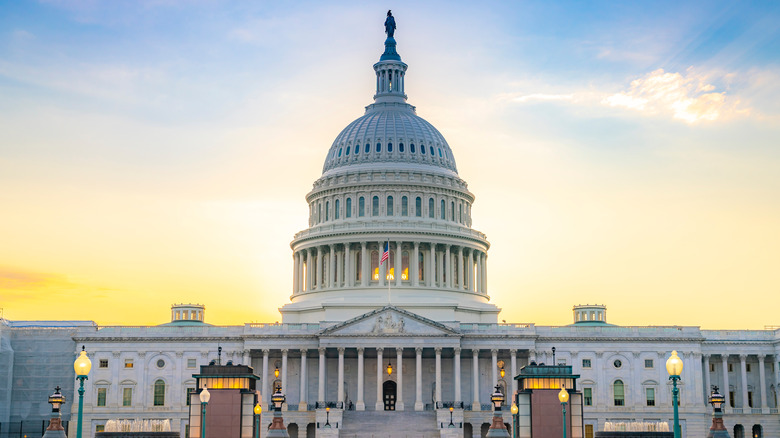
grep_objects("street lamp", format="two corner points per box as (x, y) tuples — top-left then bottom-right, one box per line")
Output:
(199, 386), (210, 438)
(268, 387), (289, 437)
(43, 386), (66, 438)
(449, 406), (455, 428)
(707, 386), (729, 438)
(666, 350), (684, 438)
(486, 385), (510, 438)
(324, 406), (331, 428)
(558, 386), (569, 438)
(510, 403), (518, 438)
(274, 366), (280, 379)
(387, 361), (393, 376)
(253, 403), (262, 438)
(73, 346), (91, 438)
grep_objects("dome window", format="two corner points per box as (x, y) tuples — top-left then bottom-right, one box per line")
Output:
(430, 146), (435, 155)
(346, 198), (352, 218)
(421, 145), (426, 155)
(335, 199), (340, 220)
(338, 148), (342, 157)
(401, 196), (408, 216)
(376, 143), (381, 153)
(326, 201), (330, 221)
(428, 198), (434, 218)
(438, 148), (443, 157)
(399, 143), (405, 152)
(365, 143), (370, 154)
(440, 199), (445, 220)
(415, 197), (422, 217)
(410, 143), (415, 153)
(372, 196), (379, 216)
(386, 196), (394, 216)
(388, 142), (393, 152)
(346, 146), (350, 156)
(358, 197), (365, 217)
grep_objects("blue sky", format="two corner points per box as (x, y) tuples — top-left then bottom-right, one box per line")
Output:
(1, 1), (779, 327)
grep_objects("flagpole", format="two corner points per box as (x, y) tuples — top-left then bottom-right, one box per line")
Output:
(387, 237), (391, 304)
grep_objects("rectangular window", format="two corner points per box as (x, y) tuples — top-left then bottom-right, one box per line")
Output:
(748, 391), (753, 407)
(728, 363), (733, 372)
(583, 388), (592, 406)
(710, 363), (715, 372)
(729, 391), (735, 407)
(124, 359), (134, 369)
(644, 359), (654, 368)
(97, 387), (107, 406)
(582, 359), (592, 368)
(99, 359), (109, 368)
(614, 386), (624, 406)
(585, 425), (594, 438)
(122, 388), (132, 407)
(186, 387), (195, 405)
(187, 358), (197, 368)
(96, 425), (105, 433)
(746, 364), (751, 372)
(646, 388), (655, 406)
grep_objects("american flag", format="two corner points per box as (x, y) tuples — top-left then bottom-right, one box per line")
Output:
(380, 242), (389, 264)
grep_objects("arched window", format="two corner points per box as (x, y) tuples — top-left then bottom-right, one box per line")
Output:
(359, 197), (365, 217)
(451, 201), (455, 221)
(401, 196), (408, 216)
(613, 380), (624, 406)
(733, 425), (744, 438)
(372, 196), (379, 216)
(399, 143), (404, 152)
(153, 380), (165, 406)
(387, 142), (393, 152)
(428, 198), (434, 218)
(438, 148), (443, 157)
(365, 143), (370, 153)
(440, 199), (445, 219)
(371, 250), (379, 280)
(387, 196), (394, 216)
(346, 146), (350, 155)
(318, 203), (322, 224)
(415, 197), (422, 217)
(346, 198), (352, 218)
(355, 248), (362, 282)
(355, 144), (360, 155)
(411, 143), (416, 153)
(752, 424), (762, 438)
(335, 199), (340, 220)
(401, 251), (409, 280)
(325, 201), (330, 221)
(430, 146), (435, 155)
(421, 144), (426, 154)
(376, 143), (381, 153)
(459, 204), (463, 223)
(338, 148), (342, 157)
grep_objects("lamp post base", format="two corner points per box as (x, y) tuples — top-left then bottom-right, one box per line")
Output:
(486, 414), (510, 438)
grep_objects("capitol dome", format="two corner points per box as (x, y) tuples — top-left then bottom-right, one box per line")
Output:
(281, 26), (498, 325)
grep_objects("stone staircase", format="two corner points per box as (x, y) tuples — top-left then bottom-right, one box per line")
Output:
(338, 410), (441, 438)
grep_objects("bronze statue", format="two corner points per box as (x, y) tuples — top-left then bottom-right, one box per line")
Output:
(384, 10), (396, 38)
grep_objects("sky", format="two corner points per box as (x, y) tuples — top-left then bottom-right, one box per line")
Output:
(1, 0), (779, 329)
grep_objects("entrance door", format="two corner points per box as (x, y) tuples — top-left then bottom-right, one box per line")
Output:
(383, 380), (397, 411)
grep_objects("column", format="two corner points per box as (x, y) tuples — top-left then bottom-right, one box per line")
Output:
(376, 348), (384, 410)
(472, 349), (480, 410)
(298, 252), (304, 292)
(262, 349), (270, 407)
(293, 252), (299, 293)
(759, 354), (768, 412)
(317, 247), (323, 289)
(722, 355), (731, 410)
(468, 249), (475, 291)
(435, 347), (442, 404)
(396, 347), (404, 410)
(337, 348), (345, 404)
(481, 252), (488, 293)
(305, 249), (312, 291)
(703, 354), (711, 407)
(344, 243), (351, 287)
(740, 354), (749, 409)
(328, 246), (335, 288)
(395, 241), (403, 286)
(377, 241), (385, 287)
(356, 347), (365, 411)
(476, 252), (482, 293)
(510, 349), (518, 397)
(413, 242), (420, 287)
(318, 347), (326, 404)
(436, 249), (443, 286)
(491, 349), (498, 388)
(415, 347), (423, 411)
(242, 349), (250, 366)
(361, 242), (368, 286)
(458, 247), (464, 289)
(445, 245), (452, 288)
(281, 349), (288, 409)
(426, 244), (434, 287)
(299, 350), (308, 410)
(454, 348), (462, 403)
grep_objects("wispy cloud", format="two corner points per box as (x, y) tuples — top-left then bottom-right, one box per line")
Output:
(603, 68), (742, 123)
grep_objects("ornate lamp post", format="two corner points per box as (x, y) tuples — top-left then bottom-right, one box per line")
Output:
(386, 361), (393, 376)
(267, 387), (289, 437)
(324, 406), (331, 428)
(558, 386), (569, 438)
(510, 403), (518, 438)
(486, 385), (510, 438)
(199, 386), (210, 438)
(666, 350), (684, 438)
(73, 346), (91, 438)
(449, 406), (455, 428)
(707, 386), (730, 438)
(43, 386), (66, 438)
(253, 403), (262, 438)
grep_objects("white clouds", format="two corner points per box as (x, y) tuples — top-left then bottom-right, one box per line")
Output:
(603, 68), (735, 123)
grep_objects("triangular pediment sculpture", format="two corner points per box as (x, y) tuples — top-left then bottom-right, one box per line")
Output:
(319, 306), (460, 337)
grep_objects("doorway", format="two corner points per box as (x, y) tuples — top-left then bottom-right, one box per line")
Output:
(383, 380), (397, 410)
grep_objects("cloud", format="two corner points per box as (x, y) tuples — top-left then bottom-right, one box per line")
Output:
(0, 267), (116, 300)
(502, 93), (575, 103)
(602, 68), (741, 123)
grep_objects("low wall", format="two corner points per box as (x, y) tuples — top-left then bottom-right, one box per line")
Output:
(96, 433), (180, 438)
(595, 433), (673, 438)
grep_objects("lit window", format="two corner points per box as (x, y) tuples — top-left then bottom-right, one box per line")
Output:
(99, 359), (109, 368)
(153, 380), (165, 406)
(96, 425), (105, 433)
(646, 388), (655, 406)
(359, 197), (365, 217)
(415, 197), (422, 217)
(582, 359), (591, 368)
(418, 251), (425, 282)
(97, 387), (107, 406)
(613, 380), (624, 406)
(585, 424), (594, 438)
(645, 359), (654, 368)
(124, 359), (134, 369)
(583, 388), (592, 406)
(371, 250), (379, 280)
(372, 196), (379, 216)
(387, 196), (394, 216)
(346, 198), (352, 218)
(123, 388), (132, 407)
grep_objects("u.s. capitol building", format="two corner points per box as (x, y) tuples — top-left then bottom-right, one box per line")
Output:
(0, 16), (777, 438)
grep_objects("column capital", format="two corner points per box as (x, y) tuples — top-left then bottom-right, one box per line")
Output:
(757, 353), (767, 360)
(318, 347), (327, 355)
(739, 354), (748, 360)
(262, 349), (270, 355)
(415, 347), (423, 355)
(491, 348), (499, 355)
(509, 349), (517, 354)
(396, 347), (404, 354)
(338, 347), (345, 354)
(300, 349), (308, 355)
(377, 347), (384, 355)
(570, 351), (578, 358)
(703, 353), (711, 359)
(595, 351), (605, 358)
(242, 349), (250, 355)
(281, 348), (289, 355)
(357, 347), (365, 354)
(435, 347), (442, 354)
(656, 351), (666, 358)
(454, 347), (461, 355)
(472, 349), (479, 357)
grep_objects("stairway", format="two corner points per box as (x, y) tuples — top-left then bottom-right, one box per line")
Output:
(338, 410), (441, 438)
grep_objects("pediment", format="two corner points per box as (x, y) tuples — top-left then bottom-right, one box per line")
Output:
(319, 306), (460, 337)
